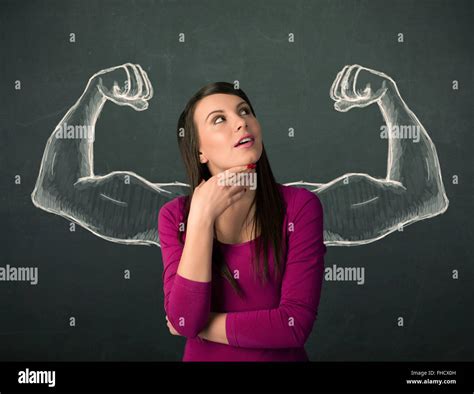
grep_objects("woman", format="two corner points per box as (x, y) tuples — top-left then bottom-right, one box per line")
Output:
(158, 83), (327, 361)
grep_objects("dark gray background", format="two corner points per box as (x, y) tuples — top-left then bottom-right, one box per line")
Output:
(1, 0), (472, 361)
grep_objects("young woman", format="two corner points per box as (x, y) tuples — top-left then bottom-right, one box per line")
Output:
(158, 83), (327, 361)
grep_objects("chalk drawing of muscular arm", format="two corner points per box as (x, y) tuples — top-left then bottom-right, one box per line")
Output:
(31, 63), (449, 247)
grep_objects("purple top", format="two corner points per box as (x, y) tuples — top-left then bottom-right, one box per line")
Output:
(158, 183), (327, 361)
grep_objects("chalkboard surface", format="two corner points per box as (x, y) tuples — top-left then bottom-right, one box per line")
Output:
(1, 0), (472, 362)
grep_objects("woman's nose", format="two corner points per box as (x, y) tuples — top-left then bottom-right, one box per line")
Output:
(235, 119), (248, 131)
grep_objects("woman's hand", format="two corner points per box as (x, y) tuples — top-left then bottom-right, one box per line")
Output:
(189, 165), (255, 222)
(165, 315), (181, 336)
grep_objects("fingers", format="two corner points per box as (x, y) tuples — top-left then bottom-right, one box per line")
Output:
(107, 95), (149, 111)
(225, 166), (253, 196)
(127, 63), (143, 99)
(166, 322), (176, 335)
(334, 83), (387, 112)
(107, 63), (153, 111)
(331, 64), (363, 101)
(330, 65), (348, 101)
(119, 63), (142, 99)
(228, 185), (247, 204)
(340, 64), (361, 100)
(225, 164), (254, 176)
(166, 315), (178, 335)
(330, 64), (390, 112)
(123, 63), (154, 100)
(114, 65), (131, 96)
(217, 165), (255, 190)
(136, 64), (154, 100)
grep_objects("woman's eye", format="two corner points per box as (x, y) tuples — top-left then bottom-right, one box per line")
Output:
(213, 107), (250, 125)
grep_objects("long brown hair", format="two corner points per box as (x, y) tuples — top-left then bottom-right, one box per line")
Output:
(176, 82), (286, 298)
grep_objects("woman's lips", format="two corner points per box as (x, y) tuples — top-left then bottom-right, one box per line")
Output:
(234, 139), (255, 149)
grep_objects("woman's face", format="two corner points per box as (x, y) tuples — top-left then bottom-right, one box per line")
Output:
(194, 93), (263, 175)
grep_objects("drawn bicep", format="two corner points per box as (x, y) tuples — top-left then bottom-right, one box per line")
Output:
(314, 174), (412, 245)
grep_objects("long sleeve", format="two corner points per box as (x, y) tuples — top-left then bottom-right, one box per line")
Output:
(158, 199), (212, 338)
(225, 189), (327, 349)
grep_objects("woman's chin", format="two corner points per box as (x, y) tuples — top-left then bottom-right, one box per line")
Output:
(234, 150), (261, 163)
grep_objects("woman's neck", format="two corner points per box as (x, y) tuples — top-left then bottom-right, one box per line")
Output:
(213, 189), (258, 243)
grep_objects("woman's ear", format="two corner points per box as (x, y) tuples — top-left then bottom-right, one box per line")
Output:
(199, 151), (209, 164)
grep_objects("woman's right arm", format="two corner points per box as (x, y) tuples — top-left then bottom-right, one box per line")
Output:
(176, 171), (251, 282)
(159, 203), (214, 338)
(159, 168), (251, 338)
(177, 208), (215, 282)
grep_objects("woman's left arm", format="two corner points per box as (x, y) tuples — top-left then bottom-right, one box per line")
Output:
(198, 312), (229, 344)
(198, 190), (327, 348)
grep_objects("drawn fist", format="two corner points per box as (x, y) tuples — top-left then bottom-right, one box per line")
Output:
(92, 63), (154, 111)
(330, 64), (395, 112)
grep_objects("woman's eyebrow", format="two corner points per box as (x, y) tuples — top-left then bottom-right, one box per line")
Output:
(205, 101), (247, 122)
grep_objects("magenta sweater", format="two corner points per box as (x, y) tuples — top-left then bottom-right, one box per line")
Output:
(158, 183), (327, 361)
